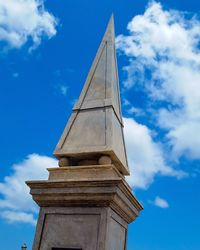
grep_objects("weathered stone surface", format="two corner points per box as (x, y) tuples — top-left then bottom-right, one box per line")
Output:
(98, 155), (112, 165)
(47, 164), (123, 181)
(26, 164), (142, 224)
(53, 15), (129, 175)
(32, 207), (128, 250)
(78, 159), (98, 166)
(58, 157), (70, 167)
(27, 162), (143, 249)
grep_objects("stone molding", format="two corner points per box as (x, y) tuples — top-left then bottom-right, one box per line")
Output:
(27, 164), (142, 224)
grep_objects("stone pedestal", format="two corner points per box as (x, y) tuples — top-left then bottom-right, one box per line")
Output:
(26, 15), (143, 250)
(27, 165), (142, 250)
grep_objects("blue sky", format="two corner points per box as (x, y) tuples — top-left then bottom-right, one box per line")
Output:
(0, 0), (200, 249)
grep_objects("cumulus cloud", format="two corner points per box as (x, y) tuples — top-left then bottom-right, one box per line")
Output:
(152, 196), (169, 208)
(0, 0), (57, 50)
(0, 118), (186, 225)
(0, 122), (185, 225)
(124, 117), (186, 189)
(0, 119), (188, 224)
(0, 154), (58, 225)
(117, 1), (200, 161)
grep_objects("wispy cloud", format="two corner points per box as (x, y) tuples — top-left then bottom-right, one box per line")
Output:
(12, 72), (19, 78)
(53, 69), (70, 97)
(152, 196), (169, 208)
(127, 106), (144, 116)
(59, 85), (68, 96)
(54, 83), (69, 97)
(123, 98), (131, 107)
(122, 98), (144, 116)
(117, 1), (200, 161)
(0, 0), (57, 51)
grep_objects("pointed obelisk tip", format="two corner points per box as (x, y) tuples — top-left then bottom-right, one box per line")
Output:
(108, 13), (114, 28)
(110, 13), (114, 21)
(103, 14), (115, 43)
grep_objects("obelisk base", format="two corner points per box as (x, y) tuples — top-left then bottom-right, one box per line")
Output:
(27, 165), (142, 250)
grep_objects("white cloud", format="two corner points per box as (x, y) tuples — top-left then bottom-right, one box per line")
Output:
(0, 154), (58, 225)
(153, 196), (169, 208)
(1, 211), (36, 225)
(0, 119), (187, 225)
(0, 119), (185, 225)
(0, 0), (57, 50)
(117, 1), (200, 161)
(124, 117), (186, 189)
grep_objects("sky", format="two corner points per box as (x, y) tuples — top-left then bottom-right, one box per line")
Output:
(0, 0), (200, 249)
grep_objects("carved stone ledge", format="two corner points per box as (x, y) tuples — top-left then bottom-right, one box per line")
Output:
(26, 174), (143, 224)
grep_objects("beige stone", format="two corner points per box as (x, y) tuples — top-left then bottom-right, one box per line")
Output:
(78, 159), (98, 166)
(53, 15), (129, 175)
(26, 165), (142, 224)
(47, 164), (124, 181)
(98, 155), (112, 165)
(58, 157), (70, 167)
(26, 162), (143, 250)
(27, 161), (142, 250)
(32, 207), (129, 250)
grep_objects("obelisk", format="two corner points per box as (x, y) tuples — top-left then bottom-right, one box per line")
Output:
(27, 15), (142, 250)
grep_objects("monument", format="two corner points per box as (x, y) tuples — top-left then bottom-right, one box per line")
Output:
(27, 15), (142, 250)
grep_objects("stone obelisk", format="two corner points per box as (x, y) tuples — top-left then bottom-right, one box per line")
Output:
(27, 15), (142, 250)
